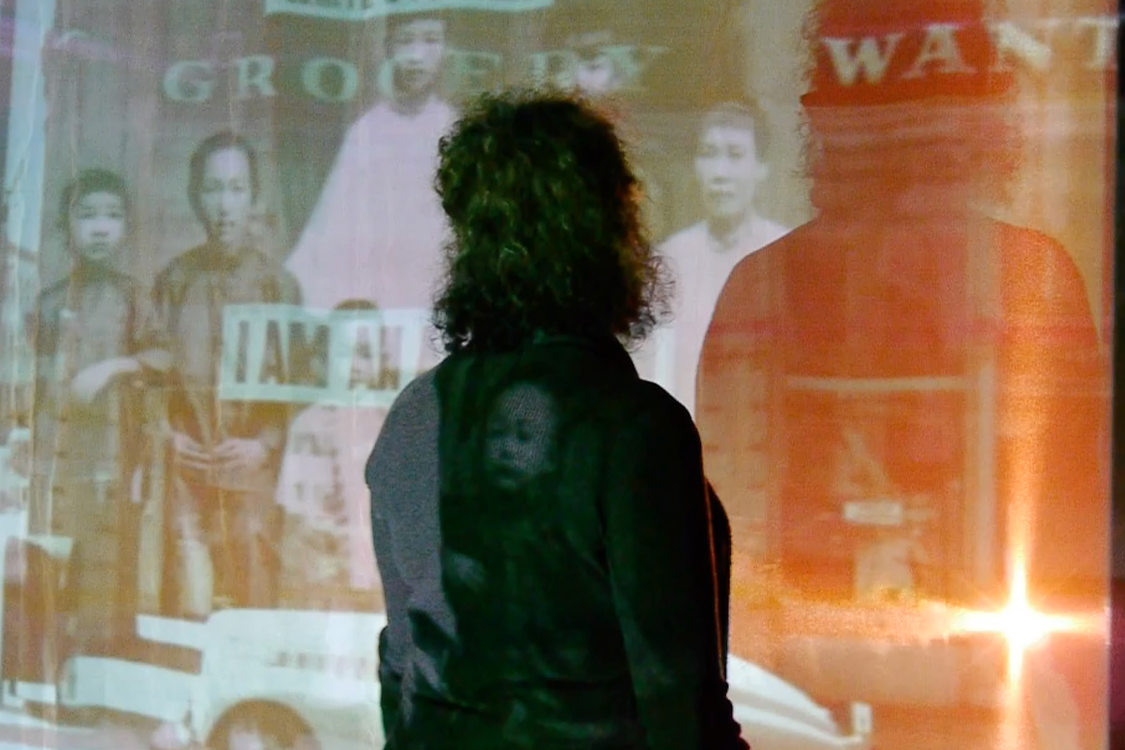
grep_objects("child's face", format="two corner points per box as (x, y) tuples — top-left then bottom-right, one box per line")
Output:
(484, 384), (558, 491)
(389, 18), (445, 100)
(69, 191), (126, 264)
(574, 50), (620, 97)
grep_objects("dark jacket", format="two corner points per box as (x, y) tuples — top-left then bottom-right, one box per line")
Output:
(151, 241), (300, 447)
(367, 334), (746, 749)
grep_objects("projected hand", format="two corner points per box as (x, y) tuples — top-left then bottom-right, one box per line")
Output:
(171, 430), (211, 477)
(214, 437), (269, 475)
(69, 357), (140, 404)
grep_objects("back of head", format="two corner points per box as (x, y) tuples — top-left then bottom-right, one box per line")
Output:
(433, 91), (665, 353)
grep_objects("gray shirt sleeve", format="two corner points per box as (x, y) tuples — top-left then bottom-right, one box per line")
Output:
(366, 369), (455, 725)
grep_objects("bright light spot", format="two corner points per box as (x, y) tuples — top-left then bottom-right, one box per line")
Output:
(951, 564), (1079, 681)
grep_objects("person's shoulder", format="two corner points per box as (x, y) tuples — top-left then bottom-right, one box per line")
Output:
(603, 376), (697, 444)
(348, 99), (425, 135)
(34, 276), (71, 335)
(169, 243), (210, 265)
(592, 379), (703, 471)
(636, 378), (694, 423)
(37, 275), (70, 307)
(261, 249), (300, 287)
(380, 367), (442, 446)
(348, 97), (454, 142)
(349, 101), (393, 132)
(97, 268), (151, 313)
(103, 266), (143, 295)
(992, 219), (1070, 267)
(252, 249), (302, 302)
(240, 245), (297, 278)
(991, 219), (1091, 310)
(365, 368), (440, 484)
(431, 98), (457, 126)
(751, 216), (794, 247)
(659, 221), (708, 257)
(725, 218), (814, 281)
(33, 276), (76, 351)
(391, 367), (440, 413)
(154, 244), (208, 286)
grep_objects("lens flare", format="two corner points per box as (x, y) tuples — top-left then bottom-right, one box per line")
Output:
(951, 562), (1081, 681)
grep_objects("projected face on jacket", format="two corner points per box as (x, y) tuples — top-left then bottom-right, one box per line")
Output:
(483, 383), (558, 492)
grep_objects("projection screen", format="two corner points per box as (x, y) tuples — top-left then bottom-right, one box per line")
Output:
(0, 0), (1114, 748)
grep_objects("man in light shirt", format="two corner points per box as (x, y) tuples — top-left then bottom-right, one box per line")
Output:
(639, 103), (790, 415)
(286, 12), (456, 313)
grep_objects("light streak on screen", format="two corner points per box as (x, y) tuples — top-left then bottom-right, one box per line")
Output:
(0, 0), (1114, 748)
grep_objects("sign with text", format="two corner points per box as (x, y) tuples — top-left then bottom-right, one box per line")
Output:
(219, 304), (430, 407)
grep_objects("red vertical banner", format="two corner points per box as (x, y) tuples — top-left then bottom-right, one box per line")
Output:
(699, 1), (1112, 747)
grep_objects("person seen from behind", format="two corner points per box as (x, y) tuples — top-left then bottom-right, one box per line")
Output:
(366, 91), (748, 749)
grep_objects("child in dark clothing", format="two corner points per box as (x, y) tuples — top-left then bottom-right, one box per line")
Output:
(31, 168), (168, 652)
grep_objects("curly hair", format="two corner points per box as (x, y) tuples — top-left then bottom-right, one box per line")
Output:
(432, 91), (667, 353)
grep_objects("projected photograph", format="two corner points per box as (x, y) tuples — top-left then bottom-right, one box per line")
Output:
(0, 0), (1112, 748)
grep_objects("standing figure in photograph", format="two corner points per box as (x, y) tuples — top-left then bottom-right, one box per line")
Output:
(30, 169), (168, 651)
(696, 3), (1108, 745)
(637, 103), (789, 416)
(153, 132), (300, 616)
(697, 0), (1105, 614)
(285, 11), (456, 313)
(275, 299), (386, 611)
